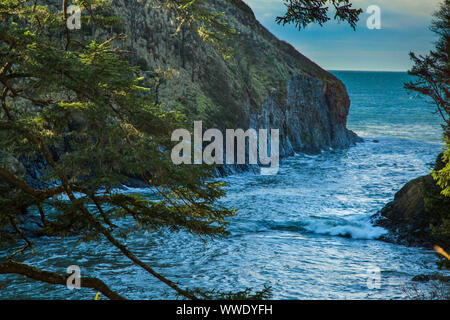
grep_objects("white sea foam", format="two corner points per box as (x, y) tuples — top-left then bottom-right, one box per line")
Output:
(302, 216), (388, 240)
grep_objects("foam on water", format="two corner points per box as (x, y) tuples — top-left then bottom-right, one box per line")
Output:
(301, 215), (388, 240)
(259, 215), (388, 240)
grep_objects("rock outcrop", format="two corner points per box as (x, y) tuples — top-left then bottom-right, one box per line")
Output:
(373, 175), (439, 247)
(373, 156), (450, 248)
(108, 0), (360, 157)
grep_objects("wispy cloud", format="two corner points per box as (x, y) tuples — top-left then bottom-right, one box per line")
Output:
(242, 0), (443, 71)
(244, 0), (441, 28)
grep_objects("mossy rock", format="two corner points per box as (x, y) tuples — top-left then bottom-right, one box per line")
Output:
(376, 174), (450, 249)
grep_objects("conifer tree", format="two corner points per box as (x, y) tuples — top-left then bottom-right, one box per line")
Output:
(276, 0), (362, 30)
(0, 0), (362, 299)
(0, 0), (235, 299)
(405, 0), (450, 266)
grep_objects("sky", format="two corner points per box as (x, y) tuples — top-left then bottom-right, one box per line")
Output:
(243, 0), (442, 71)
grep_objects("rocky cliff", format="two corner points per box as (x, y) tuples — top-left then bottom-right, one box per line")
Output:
(108, 0), (360, 157)
(2, 0), (361, 190)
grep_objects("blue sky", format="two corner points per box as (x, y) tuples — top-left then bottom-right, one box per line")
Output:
(243, 0), (442, 71)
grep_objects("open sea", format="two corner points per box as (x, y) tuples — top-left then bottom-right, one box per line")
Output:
(1, 71), (448, 300)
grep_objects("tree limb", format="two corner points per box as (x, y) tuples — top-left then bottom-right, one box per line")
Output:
(0, 167), (66, 201)
(0, 260), (125, 300)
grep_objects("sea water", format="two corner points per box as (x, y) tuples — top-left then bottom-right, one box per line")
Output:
(0, 71), (448, 300)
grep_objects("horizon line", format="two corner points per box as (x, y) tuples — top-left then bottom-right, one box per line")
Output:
(326, 69), (409, 73)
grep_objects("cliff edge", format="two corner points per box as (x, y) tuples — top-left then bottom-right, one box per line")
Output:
(109, 0), (360, 158)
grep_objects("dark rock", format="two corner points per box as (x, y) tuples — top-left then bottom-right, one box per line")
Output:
(412, 274), (450, 282)
(0, 151), (27, 194)
(0, 151), (26, 178)
(125, 177), (149, 189)
(373, 174), (450, 248)
(19, 154), (52, 190)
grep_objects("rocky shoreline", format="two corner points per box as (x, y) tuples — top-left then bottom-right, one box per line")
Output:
(372, 175), (440, 248)
(372, 155), (450, 249)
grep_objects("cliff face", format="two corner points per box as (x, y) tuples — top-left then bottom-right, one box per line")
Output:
(110, 0), (360, 156)
(3, 0), (361, 191)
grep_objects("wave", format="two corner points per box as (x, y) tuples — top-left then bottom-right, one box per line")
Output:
(264, 215), (388, 240)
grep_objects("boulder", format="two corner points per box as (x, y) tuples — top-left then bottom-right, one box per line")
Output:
(373, 173), (450, 248)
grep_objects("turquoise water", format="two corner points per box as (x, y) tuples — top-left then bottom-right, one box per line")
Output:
(336, 71), (443, 143)
(0, 71), (448, 300)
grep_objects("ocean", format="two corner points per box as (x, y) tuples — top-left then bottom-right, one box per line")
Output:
(0, 71), (448, 299)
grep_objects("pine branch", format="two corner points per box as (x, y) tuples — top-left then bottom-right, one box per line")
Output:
(0, 260), (125, 300)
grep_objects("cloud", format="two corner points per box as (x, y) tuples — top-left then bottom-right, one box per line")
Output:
(242, 0), (441, 71)
(355, 0), (440, 17)
(244, 0), (442, 27)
